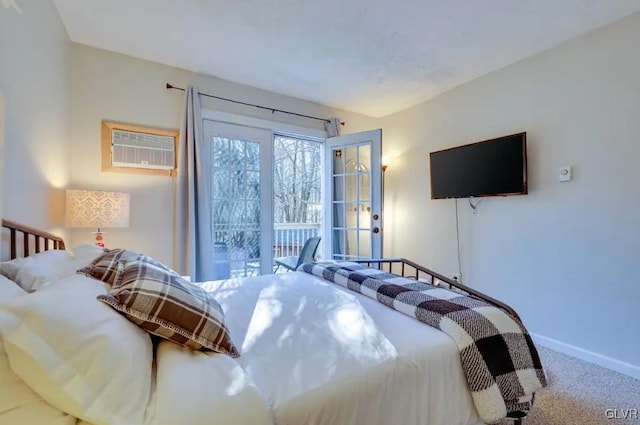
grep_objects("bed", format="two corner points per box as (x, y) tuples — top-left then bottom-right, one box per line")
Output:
(0, 219), (543, 425)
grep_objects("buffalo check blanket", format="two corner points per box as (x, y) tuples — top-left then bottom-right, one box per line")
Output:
(301, 261), (547, 424)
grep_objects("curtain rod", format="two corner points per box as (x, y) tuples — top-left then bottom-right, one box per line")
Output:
(166, 83), (344, 126)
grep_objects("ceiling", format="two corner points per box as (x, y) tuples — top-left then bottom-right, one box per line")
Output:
(53, 0), (640, 117)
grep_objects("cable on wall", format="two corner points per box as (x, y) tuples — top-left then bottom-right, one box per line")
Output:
(455, 198), (463, 282)
(165, 83), (345, 127)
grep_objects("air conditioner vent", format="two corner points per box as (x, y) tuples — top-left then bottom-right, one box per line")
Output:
(111, 129), (175, 170)
(102, 121), (178, 176)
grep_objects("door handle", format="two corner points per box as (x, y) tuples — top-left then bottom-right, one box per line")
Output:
(372, 227), (380, 234)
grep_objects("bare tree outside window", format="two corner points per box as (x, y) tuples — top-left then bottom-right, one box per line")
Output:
(273, 136), (322, 223)
(212, 137), (261, 278)
(211, 134), (322, 277)
(273, 136), (322, 259)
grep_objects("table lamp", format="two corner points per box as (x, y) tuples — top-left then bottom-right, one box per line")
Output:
(66, 189), (130, 247)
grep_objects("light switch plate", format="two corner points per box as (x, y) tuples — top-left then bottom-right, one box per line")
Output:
(559, 165), (572, 182)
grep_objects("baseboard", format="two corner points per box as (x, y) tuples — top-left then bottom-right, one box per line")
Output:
(531, 333), (640, 380)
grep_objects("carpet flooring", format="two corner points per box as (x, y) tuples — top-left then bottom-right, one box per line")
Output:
(498, 346), (640, 425)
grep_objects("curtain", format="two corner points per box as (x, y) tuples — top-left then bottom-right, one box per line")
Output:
(175, 85), (215, 281)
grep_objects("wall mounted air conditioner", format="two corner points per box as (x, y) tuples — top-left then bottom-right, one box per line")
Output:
(111, 129), (174, 170)
(102, 121), (179, 176)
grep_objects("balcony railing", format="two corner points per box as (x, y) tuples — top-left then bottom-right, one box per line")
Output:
(273, 222), (321, 258)
(210, 223), (322, 279)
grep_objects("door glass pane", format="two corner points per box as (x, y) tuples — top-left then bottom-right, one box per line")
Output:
(358, 230), (371, 257)
(213, 170), (228, 198)
(273, 135), (323, 267)
(230, 170), (246, 198)
(230, 202), (245, 225)
(247, 171), (260, 199)
(333, 201), (345, 229)
(229, 230), (245, 260)
(333, 176), (345, 202)
(332, 229), (346, 260)
(346, 203), (357, 227)
(247, 143), (259, 170)
(213, 138), (229, 167)
(358, 145), (371, 169)
(345, 230), (358, 256)
(214, 201), (229, 224)
(246, 231), (260, 259)
(212, 136), (261, 278)
(245, 201), (259, 224)
(359, 205), (371, 228)
(212, 242), (230, 278)
(345, 175), (357, 202)
(359, 172), (370, 202)
(231, 140), (245, 165)
(345, 147), (357, 167)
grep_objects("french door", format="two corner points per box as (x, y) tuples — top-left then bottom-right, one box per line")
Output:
(203, 118), (381, 276)
(324, 130), (382, 261)
(203, 120), (273, 278)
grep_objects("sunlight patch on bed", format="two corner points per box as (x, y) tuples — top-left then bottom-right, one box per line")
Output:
(328, 303), (397, 360)
(242, 284), (284, 352)
(205, 273), (400, 406)
(225, 364), (251, 397)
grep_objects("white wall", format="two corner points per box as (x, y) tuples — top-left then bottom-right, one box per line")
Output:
(0, 1), (71, 236)
(381, 12), (640, 368)
(70, 44), (379, 266)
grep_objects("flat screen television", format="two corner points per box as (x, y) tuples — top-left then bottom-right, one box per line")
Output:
(430, 132), (527, 199)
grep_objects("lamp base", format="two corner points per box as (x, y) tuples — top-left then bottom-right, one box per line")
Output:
(92, 228), (105, 248)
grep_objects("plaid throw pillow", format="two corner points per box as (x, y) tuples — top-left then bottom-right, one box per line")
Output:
(77, 248), (140, 285)
(97, 255), (239, 357)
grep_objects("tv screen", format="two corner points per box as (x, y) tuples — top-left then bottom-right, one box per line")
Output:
(430, 132), (527, 199)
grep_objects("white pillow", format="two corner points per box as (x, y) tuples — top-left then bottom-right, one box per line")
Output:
(72, 244), (107, 264)
(0, 275), (26, 302)
(0, 274), (153, 425)
(0, 256), (30, 281)
(0, 250), (71, 291)
(0, 247), (105, 292)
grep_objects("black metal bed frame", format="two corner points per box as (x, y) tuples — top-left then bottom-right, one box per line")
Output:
(354, 258), (521, 320)
(354, 257), (527, 424)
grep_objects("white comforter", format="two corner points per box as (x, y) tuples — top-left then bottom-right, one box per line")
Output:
(163, 271), (482, 425)
(150, 341), (274, 425)
(3, 270), (482, 425)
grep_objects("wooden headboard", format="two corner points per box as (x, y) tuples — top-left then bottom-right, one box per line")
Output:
(1, 219), (66, 260)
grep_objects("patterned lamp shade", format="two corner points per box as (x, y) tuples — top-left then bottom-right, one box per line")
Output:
(66, 190), (130, 229)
